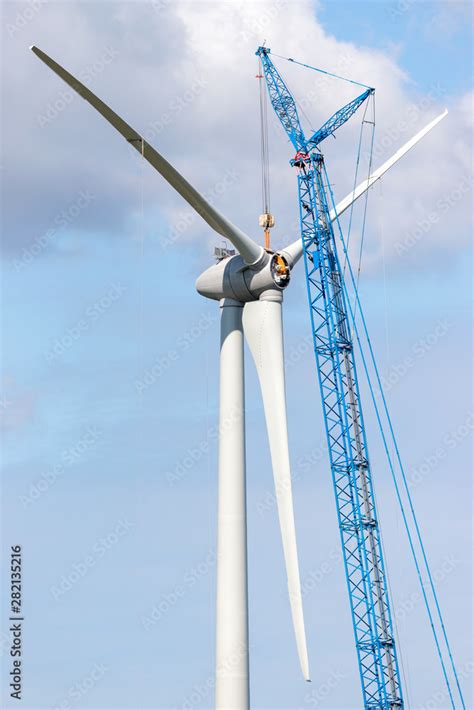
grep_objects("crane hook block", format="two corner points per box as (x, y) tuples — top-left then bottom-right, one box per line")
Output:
(259, 213), (275, 229)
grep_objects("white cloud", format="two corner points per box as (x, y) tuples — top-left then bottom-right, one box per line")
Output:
(2, 0), (471, 274)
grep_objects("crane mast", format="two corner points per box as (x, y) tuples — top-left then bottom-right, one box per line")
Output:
(257, 46), (403, 709)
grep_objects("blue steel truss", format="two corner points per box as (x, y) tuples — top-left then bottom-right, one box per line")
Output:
(257, 47), (306, 152)
(307, 88), (373, 149)
(257, 46), (403, 709)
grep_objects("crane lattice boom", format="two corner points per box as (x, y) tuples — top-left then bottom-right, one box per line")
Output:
(256, 45), (404, 709)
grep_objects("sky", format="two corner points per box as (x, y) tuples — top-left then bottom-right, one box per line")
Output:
(1, 1), (473, 709)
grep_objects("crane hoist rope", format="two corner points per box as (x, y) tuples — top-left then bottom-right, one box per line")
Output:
(256, 57), (274, 249)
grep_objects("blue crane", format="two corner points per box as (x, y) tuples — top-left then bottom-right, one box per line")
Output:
(256, 45), (403, 709)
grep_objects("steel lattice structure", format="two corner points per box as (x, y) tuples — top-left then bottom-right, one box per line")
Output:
(257, 45), (404, 709)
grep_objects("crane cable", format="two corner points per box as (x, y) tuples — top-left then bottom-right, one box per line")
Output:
(257, 57), (272, 249)
(139, 139), (145, 414)
(258, 58), (270, 216)
(344, 91), (376, 332)
(378, 189), (414, 706)
(325, 168), (466, 710)
(271, 51), (373, 90)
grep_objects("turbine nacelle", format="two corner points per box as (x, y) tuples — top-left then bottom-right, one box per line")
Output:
(196, 250), (291, 302)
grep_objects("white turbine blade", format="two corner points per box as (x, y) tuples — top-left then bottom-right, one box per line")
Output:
(331, 108), (448, 219)
(30, 46), (263, 265)
(281, 108), (448, 266)
(242, 297), (310, 682)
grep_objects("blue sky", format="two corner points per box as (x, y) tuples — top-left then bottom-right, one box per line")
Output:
(320, 0), (473, 97)
(1, 1), (472, 709)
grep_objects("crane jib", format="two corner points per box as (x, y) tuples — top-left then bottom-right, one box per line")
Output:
(256, 46), (373, 154)
(306, 88), (374, 149)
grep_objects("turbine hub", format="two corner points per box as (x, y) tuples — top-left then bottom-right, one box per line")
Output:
(270, 253), (290, 288)
(196, 250), (291, 302)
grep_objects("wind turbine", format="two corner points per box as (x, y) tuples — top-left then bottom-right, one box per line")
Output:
(30, 45), (447, 709)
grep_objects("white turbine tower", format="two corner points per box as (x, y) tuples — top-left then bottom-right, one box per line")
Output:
(30, 46), (447, 709)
